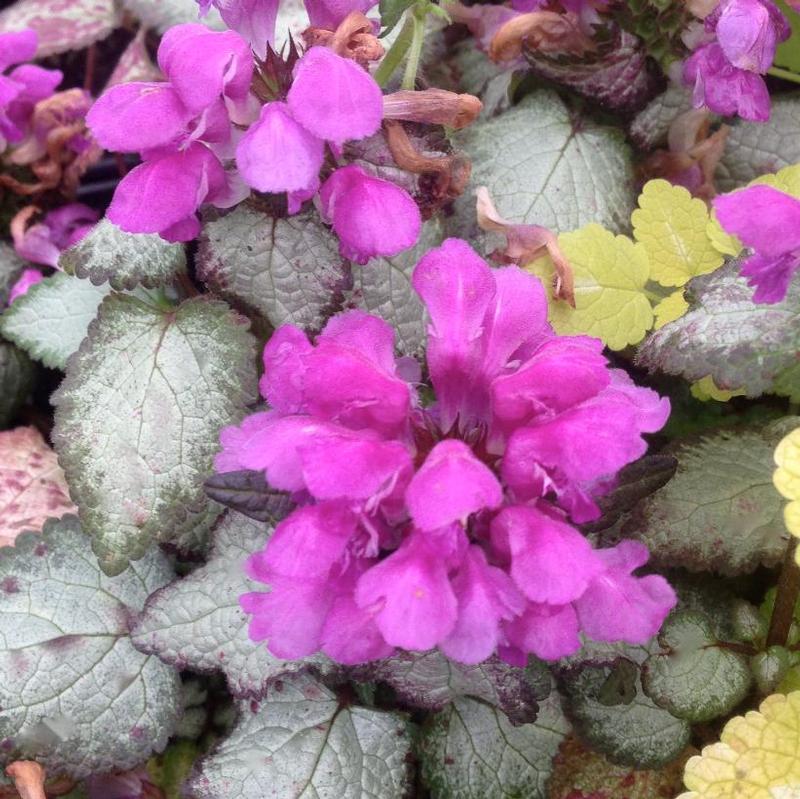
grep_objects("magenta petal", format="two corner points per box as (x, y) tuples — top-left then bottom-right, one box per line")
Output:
(491, 505), (604, 605)
(714, 185), (800, 257)
(107, 144), (224, 235)
(602, 369), (670, 434)
(490, 337), (609, 438)
(740, 251), (800, 304)
(355, 533), (458, 650)
(236, 102), (324, 193)
(406, 439), (503, 531)
(304, 0), (378, 29)
(255, 501), (357, 578)
(503, 602), (582, 661)
(287, 47), (382, 144)
(412, 238), (497, 429)
(158, 24), (253, 113)
(0, 30), (37, 71)
(715, 0), (787, 72)
(259, 324), (312, 411)
(440, 546), (524, 664)
(319, 165), (421, 263)
(161, 215), (201, 242)
(87, 83), (191, 153)
(303, 337), (412, 437)
(215, 410), (278, 473)
(215, 0), (280, 59)
(319, 310), (398, 374)
(574, 541), (677, 644)
(299, 431), (412, 501)
(8, 268), (44, 304)
(320, 594), (394, 664)
(242, 578), (332, 658)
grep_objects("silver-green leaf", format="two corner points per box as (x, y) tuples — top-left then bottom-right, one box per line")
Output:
(346, 219), (443, 358)
(1, 273), (111, 370)
(132, 511), (335, 699)
(52, 295), (258, 575)
(641, 611), (752, 722)
(621, 421), (794, 575)
(0, 516), (181, 777)
(417, 692), (569, 799)
(121, 0), (225, 31)
(718, 93), (800, 190)
(59, 219), (187, 291)
(450, 90), (635, 239)
(187, 673), (411, 799)
(198, 206), (348, 332)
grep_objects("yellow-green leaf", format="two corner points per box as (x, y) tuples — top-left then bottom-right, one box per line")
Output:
(774, 425), (800, 544)
(752, 162), (800, 198)
(528, 223), (653, 350)
(706, 213), (742, 257)
(690, 375), (746, 403)
(679, 691), (800, 798)
(653, 289), (689, 329)
(632, 179), (723, 287)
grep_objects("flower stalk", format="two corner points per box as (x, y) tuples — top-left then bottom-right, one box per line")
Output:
(767, 537), (800, 647)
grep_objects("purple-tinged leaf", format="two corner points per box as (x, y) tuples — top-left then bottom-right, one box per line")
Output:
(524, 29), (662, 115)
(204, 470), (293, 524)
(0, 0), (120, 57)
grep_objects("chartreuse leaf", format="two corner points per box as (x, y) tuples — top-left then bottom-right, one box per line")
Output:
(0, 339), (35, 428)
(52, 295), (257, 575)
(354, 650), (550, 724)
(417, 691), (569, 798)
(0, 273), (111, 370)
(0, 516), (181, 778)
(641, 611), (752, 723)
(690, 375), (746, 403)
(773, 425), (800, 556)
(678, 692), (800, 799)
(548, 736), (687, 799)
(558, 647), (691, 769)
(198, 205), (348, 332)
(132, 512), (335, 699)
(59, 218), (187, 291)
(653, 289), (689, 329)
(624, 420), (795, 575)
(637, 263), (800, 398)
(774, 1), (800, 74)
(452, 90), (635, 237)
(631, 180), (723, 287)
(529, 223), (653, 350)
(187, 672), (411, 798)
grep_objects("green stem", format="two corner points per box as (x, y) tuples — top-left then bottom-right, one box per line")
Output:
(401, 6), (426, 91)
(374, 15), (414, 88)
(768, 66), (800, 85)
(767, 538), (800, 648)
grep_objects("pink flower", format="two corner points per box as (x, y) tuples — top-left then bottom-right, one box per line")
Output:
(8, 268), (44, 304)
(0, 30), (62, 150)
(12, 203), (98, 268)
(88, 24), (253, 241)
(682, 0), (788, 121)
(714, 184), (800, 303)
(319, 165), (422, 263)
(222, 238), (675, 666)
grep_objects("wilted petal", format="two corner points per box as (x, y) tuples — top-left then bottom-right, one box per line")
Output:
(406, 439), (502, 531)
(287, 46), (382, 144)
(440, 546), (524, 664)
(491, 504), (603, 605)
(574, 541), (676, 644)
(355, 533), (457, 650)
(236, 102), (324, 193)
(87, 82), (191, 152)
(319, 165), (421, 263)
(503, 601), (581, 660)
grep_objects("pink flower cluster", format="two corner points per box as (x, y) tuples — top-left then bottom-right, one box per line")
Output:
(715, 184), (800, 304)
(88, 23), (421, 261)
(683, 0), (789, 121)
(0, 30), (62, 152)
(218, 239), (676, 666)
